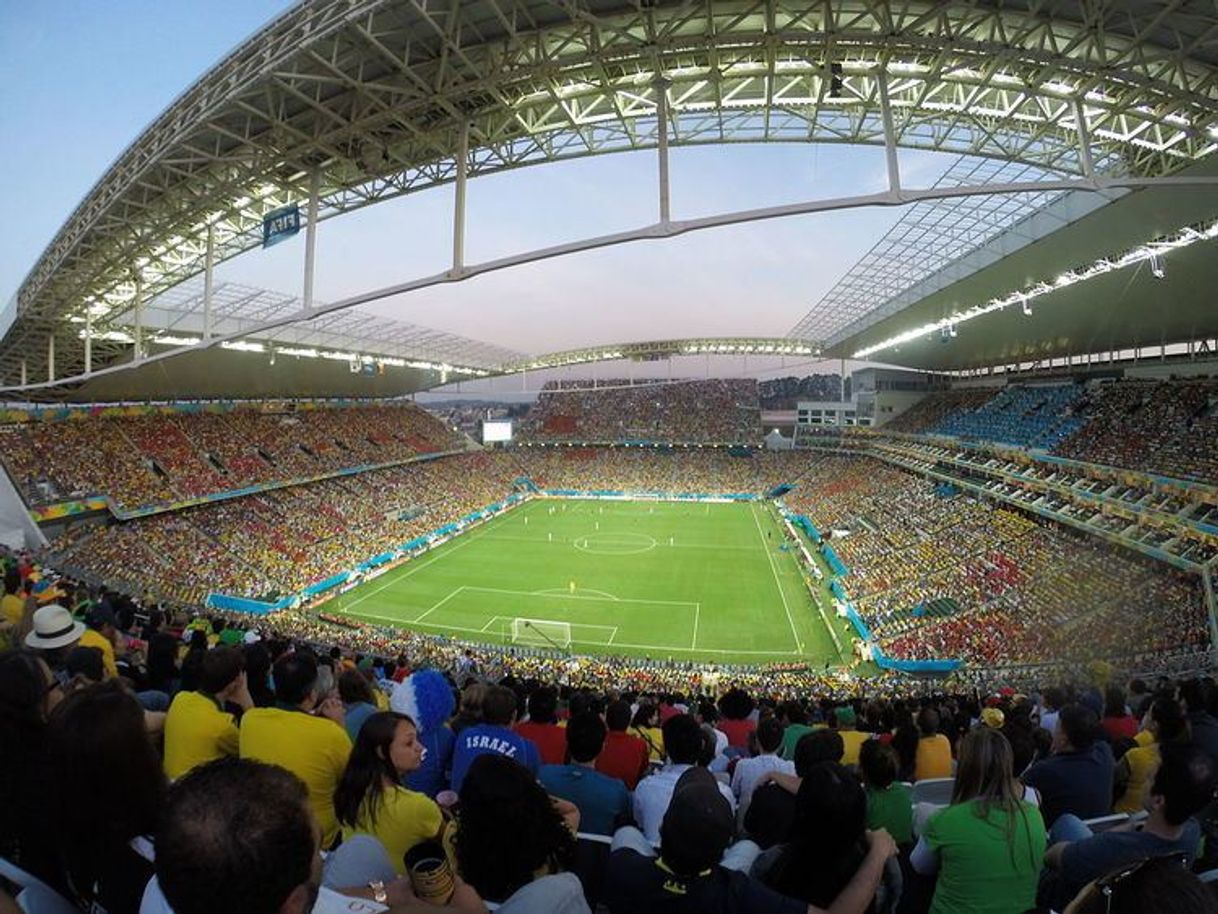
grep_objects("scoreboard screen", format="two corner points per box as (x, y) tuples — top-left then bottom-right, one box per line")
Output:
(482, 420), (513, 443)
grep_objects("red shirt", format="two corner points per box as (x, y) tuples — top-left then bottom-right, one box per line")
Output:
(595, 730), (650, 790)
(1102, 715), (1138, 743)
(717, 718), (756, 750)
(514, 721), (567, 765)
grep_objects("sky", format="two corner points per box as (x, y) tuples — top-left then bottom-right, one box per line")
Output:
(0, 1), (953, 395)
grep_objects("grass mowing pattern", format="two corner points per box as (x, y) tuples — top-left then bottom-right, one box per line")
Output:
(329, 498), (856, 666)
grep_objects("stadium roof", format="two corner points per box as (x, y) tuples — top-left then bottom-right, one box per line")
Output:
(6, 0), (1218, 398)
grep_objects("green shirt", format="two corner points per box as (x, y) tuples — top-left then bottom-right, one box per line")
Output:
(866, 783), (913, 846)
(924, 799), (1045, 914)
(778, 724), (815, 760)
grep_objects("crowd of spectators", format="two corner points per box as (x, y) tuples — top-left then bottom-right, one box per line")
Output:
(4, 588), (1218, 914)
(879, 377), (1218, 485)
(520, 379), (762, 444)
(785, 455), (1210, 670)
(0, 403), (464, 511)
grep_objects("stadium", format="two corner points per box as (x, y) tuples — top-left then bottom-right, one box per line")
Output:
(2, 2), (1218, 913)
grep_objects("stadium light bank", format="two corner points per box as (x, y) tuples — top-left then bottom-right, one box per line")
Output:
(852, 219), (1218, 360)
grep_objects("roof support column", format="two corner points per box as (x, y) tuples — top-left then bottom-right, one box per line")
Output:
(203, 223), (215, 340)
(303, 169), (321, 312)
(20, 360), (27, 387)
(133, 274), (143, 361)
(84, 306), (92, 374)
(1073, 98), (1094, 180)
(876, 72), (901, 195)
(656, 79), (672, 223)
(47, 332), (55, 383)
(452, 122), (470, 275)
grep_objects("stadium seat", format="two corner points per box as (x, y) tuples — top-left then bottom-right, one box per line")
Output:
(911, 778), (955, 806)
(0, 857), (78, 914)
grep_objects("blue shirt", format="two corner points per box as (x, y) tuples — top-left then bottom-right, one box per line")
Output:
(343, 701), (379, 743)
(450, 723), (540, 792)
(539, 763), (631, 836)
(406, 725), (456, 798)
(1023, 741), (1114, 827)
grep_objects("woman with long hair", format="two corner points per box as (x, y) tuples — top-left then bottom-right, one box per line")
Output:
(629, 702), (665, 762)
(757, 761), (898, 913)
(454, 753), (582, 909)
(0, 650), (63, 882)
(911, 727), (1045, 914)
(44, 679), (167, 914)
(334, 711), (443, 874)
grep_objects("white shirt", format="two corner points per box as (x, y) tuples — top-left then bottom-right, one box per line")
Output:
(1040, 708), (1060, 735)
(632, 763), (737, 844)
(730, 753), (796, 817)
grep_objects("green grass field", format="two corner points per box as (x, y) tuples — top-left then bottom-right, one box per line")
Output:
(327, 498), (857, 665)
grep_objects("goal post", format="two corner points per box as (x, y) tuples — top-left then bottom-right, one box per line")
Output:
(510, 618), (572, 649)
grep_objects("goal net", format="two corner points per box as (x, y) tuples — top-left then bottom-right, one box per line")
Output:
(510, 618), (572, 649)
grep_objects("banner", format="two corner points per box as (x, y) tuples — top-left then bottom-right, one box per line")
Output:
(262, 204), (301, 248)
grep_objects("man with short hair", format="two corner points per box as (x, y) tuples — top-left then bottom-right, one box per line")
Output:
(1180, 678), (1218, 762)
(540, 712), (631, 836)
(744, 729), (844, 849)
(1039, 743), (1217, 911)
(596, 699), (650, 790)
(514, 687), (566, 765)
(153, 757), (483, 914)
(450, 684), (540, 792)
(633, 714), (736, 844)
(731, 718), (794, 819)
(164, 645), (253, 780)
(914, 708), (952, 781)
(832, 705), (869, 766)
(777, 702), (814, 761)
(239, 652), (351, 849)
(1023, 703), (1114, 827)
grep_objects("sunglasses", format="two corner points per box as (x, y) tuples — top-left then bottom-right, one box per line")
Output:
(1093, 851), (1190, 913)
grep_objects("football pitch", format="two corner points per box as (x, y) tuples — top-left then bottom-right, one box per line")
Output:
(327, 498), (857, 666)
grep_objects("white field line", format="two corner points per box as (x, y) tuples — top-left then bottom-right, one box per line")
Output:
(338, 522), (495, 613)
(692, 604), (701, 649)
(462, 585), (698, 608)
(750, 502), (803, 653)
(345, 609), (799, 655)
(410, 586), (467, 625)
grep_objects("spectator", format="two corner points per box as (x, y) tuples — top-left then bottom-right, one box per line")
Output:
(630, 702), (666, 762)
(835, 705), (869, 766)
(912, 727), (1046, 914)
(915, 708), (952, 781)
(243, 641), (275, 707)
(239, 651), (352, 848)
(607, 765), (894, 913)
(596, 699), (650, 790)
(755, 761), (900, 912)
(0, 649), (64, 884)
(334, 710), (443, 875)
(144, 632), (181, 695)
(338, 667), (380, 742)
(79, 605), (121, 679)
(450, 684), (540, 792)
(1040, 744), (1217, 911)
(163, 644), (252, 780)
(1180, 678), (1218, 762)
(540, 711), (631, 836)
(22, 602), (84, 659)
(455, 753), (587, 911)
(1114, 697), (1188, 813)
(392, 669), (457, 799)
(717, 688), (758, 750)
(452, 682), (487, 736)
(1127, 679), (1151, 718)
(1040, 688), (1066, 736)
(154, 757), (472, 914)
(779, 701), (815, 760)
(1101, 686), (1138, 743)
(732, 717), (795, 819)
(1023, 704), (1114, 827)
(1056, 855), (1215, 914)
(65, 644), (105, 685)
(44, 680), (166, 914)
(634, 713), (736, 844)
(744, 729), (845, 849)
(515, 687), (567, 765)
(859, 740), (913, 847)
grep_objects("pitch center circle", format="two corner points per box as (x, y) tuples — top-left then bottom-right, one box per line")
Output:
(572, 532), (657, 555)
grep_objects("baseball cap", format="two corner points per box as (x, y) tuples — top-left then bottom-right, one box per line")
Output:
(980, 707), (1006, 729)
(659, 767), (733, 874)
